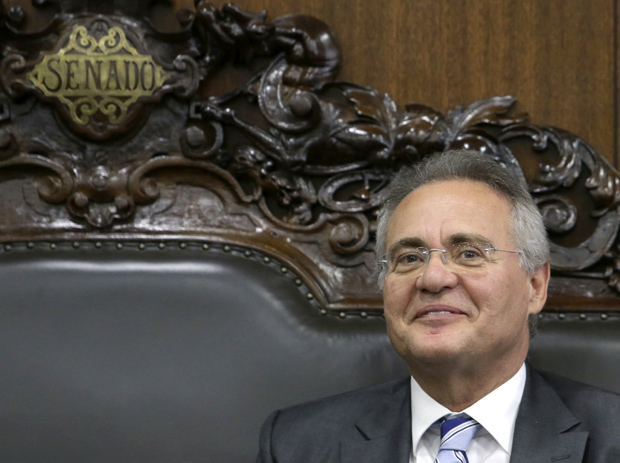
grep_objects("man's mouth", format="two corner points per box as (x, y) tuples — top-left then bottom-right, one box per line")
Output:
(415, 306), (466, 319)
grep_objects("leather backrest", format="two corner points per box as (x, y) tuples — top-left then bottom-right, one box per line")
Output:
(1, 242), (619, 462)
(529, 315), (620, 393)
(0, 243), (407, 463)
(0, 4), (619, 462)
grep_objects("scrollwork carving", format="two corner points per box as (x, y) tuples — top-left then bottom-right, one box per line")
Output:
(318, 171), (391, 213)
(0, 96), (9, 123)
(0, 130), (17, 160)
(180, 122), (224, 160)
(326, 216), (369, 257)
(1, 1), (620, 309)
(536, 195), (578, 234)
(500, 123), (620, 278)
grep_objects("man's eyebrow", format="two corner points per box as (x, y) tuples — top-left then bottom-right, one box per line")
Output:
(448, 233), (493, 247)
(386, 233), (494, 254)
(387, 237), (425, 254)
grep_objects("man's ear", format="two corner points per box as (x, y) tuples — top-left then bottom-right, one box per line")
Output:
(528, 262), (550, 315)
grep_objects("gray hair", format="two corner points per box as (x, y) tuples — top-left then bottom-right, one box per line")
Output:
(375, 150), (550, 279)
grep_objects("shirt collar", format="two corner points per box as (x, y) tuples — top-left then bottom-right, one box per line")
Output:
(410, 376), (451, 454)
(410, 363), (526, 455)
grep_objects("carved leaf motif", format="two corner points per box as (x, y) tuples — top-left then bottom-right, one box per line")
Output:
(334, 124), (389, 150)
(446, 96), (526, 134)
(498, 123), (620, 278)
(0, 54), (28, 98)
(536, 195), (578, 234)
(344, 87), (396, 124)
(336, 86), (411, 163)
(258, 59), (322, 133)
(395, 104), (446, 156)
(262, 170), (317, 225)
(0, 131), (17, 160)
(327, 216), (369, 256)
(502, 124), (620, 215)
(318, 170), (392, 213)
(585, 163), (620, 217)
(537, 143), (581, 191)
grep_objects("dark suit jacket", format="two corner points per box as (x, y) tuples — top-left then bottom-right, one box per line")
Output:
(256, 367), (620, 463)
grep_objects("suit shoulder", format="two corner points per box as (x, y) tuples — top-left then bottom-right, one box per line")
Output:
(264, 377), (409, 441)
(257, 377), (410, 462)
(274, 377), (410, 426)
(534, 369), (620, 426)
(536, 369), (620, 401)
(515, 369), (620, 461)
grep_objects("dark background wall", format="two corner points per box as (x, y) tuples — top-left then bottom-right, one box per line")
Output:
(170, 0), (617, 167)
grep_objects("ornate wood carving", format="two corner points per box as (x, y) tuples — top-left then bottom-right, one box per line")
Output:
(0, 1), (619, 312)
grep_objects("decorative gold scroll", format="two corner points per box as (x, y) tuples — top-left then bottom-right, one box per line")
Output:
(27, 25), (169, 126)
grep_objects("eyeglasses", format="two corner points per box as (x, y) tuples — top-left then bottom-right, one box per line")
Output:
(377, 243), (521, 276)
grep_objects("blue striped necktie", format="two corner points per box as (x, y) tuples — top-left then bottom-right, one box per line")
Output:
(434, 416), (481, 463)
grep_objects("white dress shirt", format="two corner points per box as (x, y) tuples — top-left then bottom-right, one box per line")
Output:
(409, 363), (526, 463)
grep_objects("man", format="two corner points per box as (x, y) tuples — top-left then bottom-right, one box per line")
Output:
(256, 150), (620, 463)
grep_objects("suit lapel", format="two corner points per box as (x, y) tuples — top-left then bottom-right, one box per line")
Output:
(339, 367), (590, 463)
(340, 378), (412, 463)
(510, 367), (588, 463)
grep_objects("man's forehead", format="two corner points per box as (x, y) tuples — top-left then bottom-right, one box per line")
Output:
(394, 180), (512, 217)
(386, 180), (513, 244)
(405, 180), (506, 203)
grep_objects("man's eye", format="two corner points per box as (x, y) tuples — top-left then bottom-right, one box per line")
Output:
(398, 253), (421, 264)
(454, 245), (487, 265)
(391, 251), (424, 271)
(461, 250), (480, 259)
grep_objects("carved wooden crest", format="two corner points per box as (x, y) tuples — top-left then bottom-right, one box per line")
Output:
(3, 13), (198, 140)
(0, 0), (619, 313)
(27, 24), (168, 132)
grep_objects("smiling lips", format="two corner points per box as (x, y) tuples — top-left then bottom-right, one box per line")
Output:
(415, 306), (466, 319)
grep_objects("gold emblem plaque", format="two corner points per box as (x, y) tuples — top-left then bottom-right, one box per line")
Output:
(27, 25), (169, 127)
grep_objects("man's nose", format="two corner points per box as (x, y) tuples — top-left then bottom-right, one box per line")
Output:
(415, 251), (458, 292)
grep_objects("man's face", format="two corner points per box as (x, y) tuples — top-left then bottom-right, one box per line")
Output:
(382, 180), (549, 376)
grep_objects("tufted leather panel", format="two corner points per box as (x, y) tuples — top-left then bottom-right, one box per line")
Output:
(529, 315), (620, 394)
(0, 244), (407, 463)
(0, 243), (618, 463)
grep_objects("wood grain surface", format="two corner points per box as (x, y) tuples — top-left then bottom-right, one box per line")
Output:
(169, 0), (616, 166)
(7, 0), (616, 164)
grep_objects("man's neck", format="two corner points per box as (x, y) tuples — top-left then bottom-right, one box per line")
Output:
(409, 356), (526, 412)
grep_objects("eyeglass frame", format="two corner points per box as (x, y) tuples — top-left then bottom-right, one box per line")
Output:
(377, 243), (522, 276)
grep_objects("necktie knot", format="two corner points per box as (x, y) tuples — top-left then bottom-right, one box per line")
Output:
(434, 416), (480, 462)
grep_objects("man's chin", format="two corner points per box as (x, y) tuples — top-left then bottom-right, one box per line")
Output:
(411, 347), (464, 365)
(398, 338), (468, 367)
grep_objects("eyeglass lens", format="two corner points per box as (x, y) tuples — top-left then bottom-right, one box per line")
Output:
(382, 242), (496, 275)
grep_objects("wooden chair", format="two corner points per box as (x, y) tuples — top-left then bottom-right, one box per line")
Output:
(0, 2), (618, 461)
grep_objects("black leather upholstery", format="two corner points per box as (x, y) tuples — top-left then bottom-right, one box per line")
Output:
(0, 243), (618, 462)
(0, 244), (407, 463)
(529, 315), (620, 394)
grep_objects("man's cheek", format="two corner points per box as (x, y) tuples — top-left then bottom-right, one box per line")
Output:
(383, 279), (413, 305)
